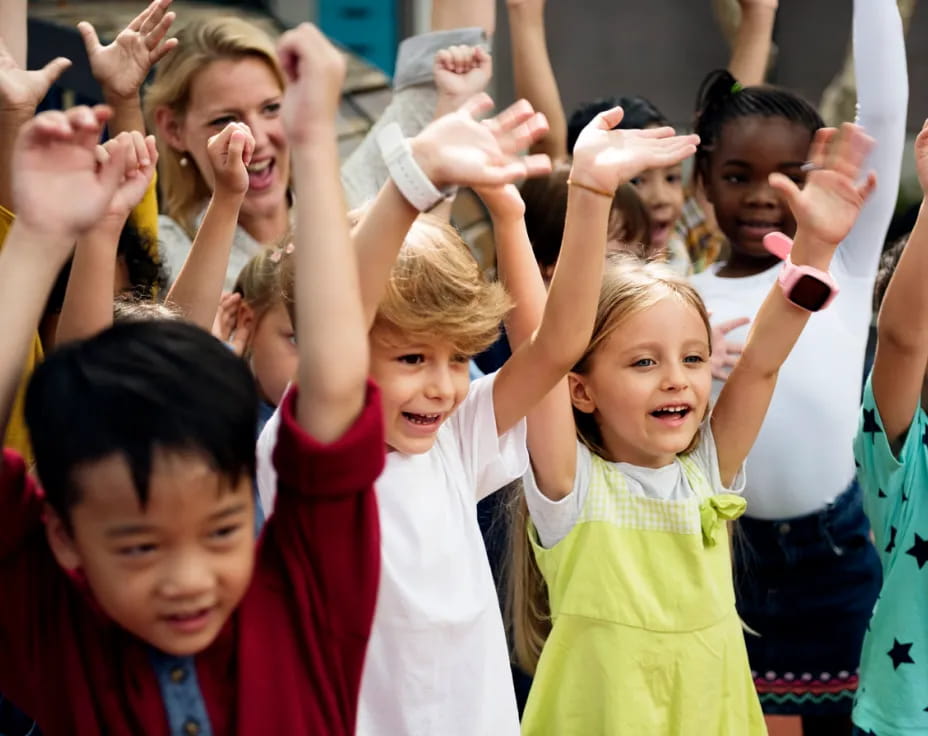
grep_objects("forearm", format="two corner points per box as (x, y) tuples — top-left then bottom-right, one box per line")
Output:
(0, 223), (71, 437)
(534, 186), (609, 366)
(727, 4), (777, 86)
(293, 142), (368, 442)
(431, 0), (494, 35)
(56, 223), (122, 343)
(0, 110), (31, 212)
(0, 0), (26, 67)
(165, 192), (242, 328)
(837, 0), (907, 275)
(508, 4), (567, 161)
(495, 213), (546, 348)
(353, 178), (418, 326)
(104, 94), (146, 137)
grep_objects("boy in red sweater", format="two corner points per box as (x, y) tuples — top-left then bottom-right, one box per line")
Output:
(0, 25), (383, 735)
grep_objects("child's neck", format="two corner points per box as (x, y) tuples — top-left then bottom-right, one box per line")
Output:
(714, 250), (781, 278)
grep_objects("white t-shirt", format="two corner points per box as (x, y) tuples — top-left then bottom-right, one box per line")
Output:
(256, 373), (527, 736)
(524, 422), (744, 548)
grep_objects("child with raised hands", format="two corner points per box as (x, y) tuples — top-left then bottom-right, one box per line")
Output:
(0, 22), (385, 736)
(851, 121), (928, 736)
(55, 130), (158, 343)
(507, 123), (876, 735)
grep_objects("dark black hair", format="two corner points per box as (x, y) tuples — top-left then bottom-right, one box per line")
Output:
(873, 233), (909, 312)
(693, 69), (823, 183)
(566, 96), (669, 154)
(25, 320), (258, 521)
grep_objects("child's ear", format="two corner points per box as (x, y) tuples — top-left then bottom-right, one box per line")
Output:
(152, 106), (186, 152)
(44, 505), (82, 572)
(568, 372), (596, 414)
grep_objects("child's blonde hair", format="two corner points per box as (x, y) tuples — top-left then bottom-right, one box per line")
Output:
(506, 254), (712, 674)
(372, 214), (512, 356)
(144, 17), (284, 238)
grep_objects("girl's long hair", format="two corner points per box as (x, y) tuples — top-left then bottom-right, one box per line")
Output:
(505, 254), (712, 673)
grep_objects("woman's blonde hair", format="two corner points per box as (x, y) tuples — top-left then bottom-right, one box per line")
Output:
(372, 214), (512, 356)
(144, 17), (283, 237)
(507, 253), (713, 674)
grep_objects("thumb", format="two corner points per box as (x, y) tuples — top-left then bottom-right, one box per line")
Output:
(594, 105), (625, 130)
(768, 172), (801, 213)
(39, 57), (72, 90)
(99, 137), (129, 196)
(77, 21), (101, 55)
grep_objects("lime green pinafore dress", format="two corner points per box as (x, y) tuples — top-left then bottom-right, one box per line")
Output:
(521, 451), (765, 735)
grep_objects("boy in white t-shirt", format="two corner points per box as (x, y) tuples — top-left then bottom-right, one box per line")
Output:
(258, 98), (699, 734)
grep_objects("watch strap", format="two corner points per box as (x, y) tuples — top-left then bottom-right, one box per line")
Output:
(377, 122), (452, 212)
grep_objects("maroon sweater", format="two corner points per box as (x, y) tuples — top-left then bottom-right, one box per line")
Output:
(0, 383), (383, 735)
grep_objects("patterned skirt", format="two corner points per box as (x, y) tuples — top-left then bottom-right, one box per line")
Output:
(734, 482), (882, 716)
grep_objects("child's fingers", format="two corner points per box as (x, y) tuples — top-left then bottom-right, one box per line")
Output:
(30, 109), (74, 140)
(459, 92), (495, 120)
(826, 123), (872, 180)
(521, 153), (553, 178)
(484, 99), (537, 139)
(435, 49), (452, 71)
(768, 171), (801, 210)
(856, 171), (878, 203)
(715, 316), (751, 335)
(77, 21), (102, 54)
(146, 11), (177, 50)
(129, 0), (160, 32)
(497, 112), (549, 155)
(628, 125), (676, 140)
(806, 127), (836, 170)
(227, 129), (246, 165)
(67, 106), (106, 150)
(593, 105), (625, 131)
(98, 134), (130, 193)
(144, 134), (159, 168)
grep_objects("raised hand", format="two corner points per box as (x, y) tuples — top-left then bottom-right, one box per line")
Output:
(278, 23), (346, 145)
(434, 45), (492, 103)
(0, 34), (70, 114)
(411, 95), (552, 189)
(78, 0), (178, 102)
(211, 292), (249, 355)
(206, 122), (255, 196)
(97, 130), (158, 221)
(475, 183), (525, 222)
(770, 123), (876, 247)
(570, 106), (699, 194)
(13, 106), (126, 240)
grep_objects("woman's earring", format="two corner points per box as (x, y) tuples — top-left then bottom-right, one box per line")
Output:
(179, 154), (188, 167)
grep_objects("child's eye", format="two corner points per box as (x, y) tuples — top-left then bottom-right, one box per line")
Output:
(633, 358), (655, 367)
(665, 173), (682, 185)
(723, 174), (746, 185)
(398, 354), (425, 365)
(683, 355), (706, 364)
(452, 354), (470, 365)
(209, 524), (241, 540)
(629, 176), (643, 186)
(263, 102), (281, 116)
(118, 543), (157, 557)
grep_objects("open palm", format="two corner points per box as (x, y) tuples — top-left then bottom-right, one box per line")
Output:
(0, 36), (70, 113)
(770, 124), (875, 246)
(571, 107), (699, 192)
(79, 0), (177, 100)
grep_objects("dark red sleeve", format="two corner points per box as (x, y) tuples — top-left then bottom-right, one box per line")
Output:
(242, 382), (383, 734)
(0, 450), (45, 560)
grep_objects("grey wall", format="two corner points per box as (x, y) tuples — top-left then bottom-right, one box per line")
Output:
(493, 0), (925, 131)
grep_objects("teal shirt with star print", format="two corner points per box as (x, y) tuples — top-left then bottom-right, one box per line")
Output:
(853, 376), (928, 735)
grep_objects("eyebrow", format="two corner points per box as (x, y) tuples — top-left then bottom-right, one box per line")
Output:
(104, 504), (248, 538)
(723, 159), (806, 169)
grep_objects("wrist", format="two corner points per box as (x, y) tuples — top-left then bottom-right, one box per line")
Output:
(7, 219), (76, 262)
(408, 136), (444, 188)
(103, 90), (142, 109)
(788, 230), (837, 271)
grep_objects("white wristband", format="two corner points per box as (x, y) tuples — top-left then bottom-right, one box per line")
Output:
(377, 122), (455, 212)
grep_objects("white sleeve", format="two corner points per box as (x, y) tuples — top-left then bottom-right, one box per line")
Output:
(447, 371), (529, 501)
(156, 214), (192, 285)
(522, 442), (591, 548)
(834, 0), (908, 278)
(690, 420), (746, 496)
(255, 406), (282, 519)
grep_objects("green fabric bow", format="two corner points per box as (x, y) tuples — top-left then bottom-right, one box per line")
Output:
(699, 494), (746, 546)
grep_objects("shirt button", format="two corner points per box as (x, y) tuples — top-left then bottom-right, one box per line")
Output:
(183, 719), (200, 736)
(170, 667), (187, 684)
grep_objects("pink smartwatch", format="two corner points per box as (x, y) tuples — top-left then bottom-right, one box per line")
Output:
(763, 232), (839, 312)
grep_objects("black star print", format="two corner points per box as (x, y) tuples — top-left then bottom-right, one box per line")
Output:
(886, 526), (898, 554)
(923, 425), (928, 447)
(888, 638), (915, 670)
(878, 488), (887, 498)
(863, 408), (882, 439)
(903, 489), (910, 503)
(907, 533), (928, 569)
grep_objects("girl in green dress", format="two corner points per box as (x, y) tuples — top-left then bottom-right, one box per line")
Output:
(503, 122), (878, 735)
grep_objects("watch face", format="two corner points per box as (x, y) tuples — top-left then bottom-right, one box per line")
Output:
(789, 274), (832, 311)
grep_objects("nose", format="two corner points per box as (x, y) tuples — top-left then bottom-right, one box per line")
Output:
(158, 550), (214, 601)
(243, 114), (273, 152)
(424, 362), (456, 402)
(660, 361), (688, 392)
(744, 178), (779, 208)
(650, 177), (673, 208)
